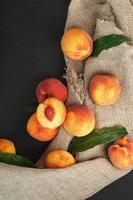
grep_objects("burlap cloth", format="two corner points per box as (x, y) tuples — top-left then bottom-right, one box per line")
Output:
(0, 0), (133, 200)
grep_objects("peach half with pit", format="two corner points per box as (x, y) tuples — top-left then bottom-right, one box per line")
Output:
(36, 97), (66, 129)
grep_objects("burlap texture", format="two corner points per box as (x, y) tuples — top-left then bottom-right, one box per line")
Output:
(0, 0), (133, 200)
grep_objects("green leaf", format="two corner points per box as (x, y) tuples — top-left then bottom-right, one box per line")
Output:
(0, 152), (35, 168)
(68, 127), (128, 154)
(91, 34), (131, 57)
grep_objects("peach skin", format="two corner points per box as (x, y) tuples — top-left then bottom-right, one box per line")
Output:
(45, 150), (76, 168)
(0, 139), (16, 154)
(61, 28), (93, 61)
(89, 75), (121, 105)
(27, 113), (59, 141)
(63, 105), (95, 137)
(36, 97), (66, 129)
(108, 136), (133, 170)
(36, 78), (68, 103)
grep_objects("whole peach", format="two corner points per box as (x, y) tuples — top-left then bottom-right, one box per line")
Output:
(89, 75), (121, 105)
(63, 105), (95, 137)
(108, 136), (133, 170)
(0, 139), (16, 154)
(36, 78), (68, 103)
(36, 97), (66, 129)
(45, 150), (76, 168)
(27, 114), (59, 141)
(61, 28), (93, 61)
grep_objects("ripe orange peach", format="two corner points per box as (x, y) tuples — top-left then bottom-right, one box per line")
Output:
(36, 78), (68, 103)
(45, 150), (76, 168)
(0, 139), (16, 154)
(63, 105), (95, 137)
(108, 136), (133, 170)
(36, 97), (66, 129)
(27, 114), (59, 141)
(61, 28), (93, 61)
(89, 75), (121, 105)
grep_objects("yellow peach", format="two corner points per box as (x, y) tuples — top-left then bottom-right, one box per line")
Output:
(0, 139), (16, 154)
(63, 105), (95, 137)
(61, 28), (93, 61)
(27, 114), (59, 141)
(89, 75), (121, 105)
(108, 136), (133, 170)
(45, 150), (76, 168)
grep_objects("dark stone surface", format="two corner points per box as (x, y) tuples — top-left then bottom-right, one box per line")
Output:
(0, 0), (132, 199)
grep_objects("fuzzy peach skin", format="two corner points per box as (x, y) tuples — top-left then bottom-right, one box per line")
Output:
(63, 105), (95, 137)
(45, 150), (76, 168)
(108, 136), (133, 170)
(36, 97), (66, 129)
(89, 75), (121, 106)
(36, 78), (68, 103)
(0, 139), (16, 154)
(27, 113), (59, 141)
(61, 28), (93, 61)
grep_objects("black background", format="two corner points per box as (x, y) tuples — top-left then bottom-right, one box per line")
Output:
(0, 0), (132, 199)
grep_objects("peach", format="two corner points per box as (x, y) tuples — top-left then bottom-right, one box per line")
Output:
(27, 113), (59, 141)
(36, 78), (68, 103)
(36, 97), (66, 129)
(89, 75), (121, 105)
(61, 28), (93, 61)
(63, 105), (95, 137)
(108, 136), (133, 170)
(45, 150), (76, 168)
(0, 139), (16, 154)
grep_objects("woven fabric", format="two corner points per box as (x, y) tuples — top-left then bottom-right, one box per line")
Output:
(0, 1), (133, 200)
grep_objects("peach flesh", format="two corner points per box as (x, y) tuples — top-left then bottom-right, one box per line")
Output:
(36, 97), (66, 129)
(44, 106), (55, 121)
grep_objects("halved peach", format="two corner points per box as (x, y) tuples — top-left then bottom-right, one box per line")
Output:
(36, 97), (66, 129)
